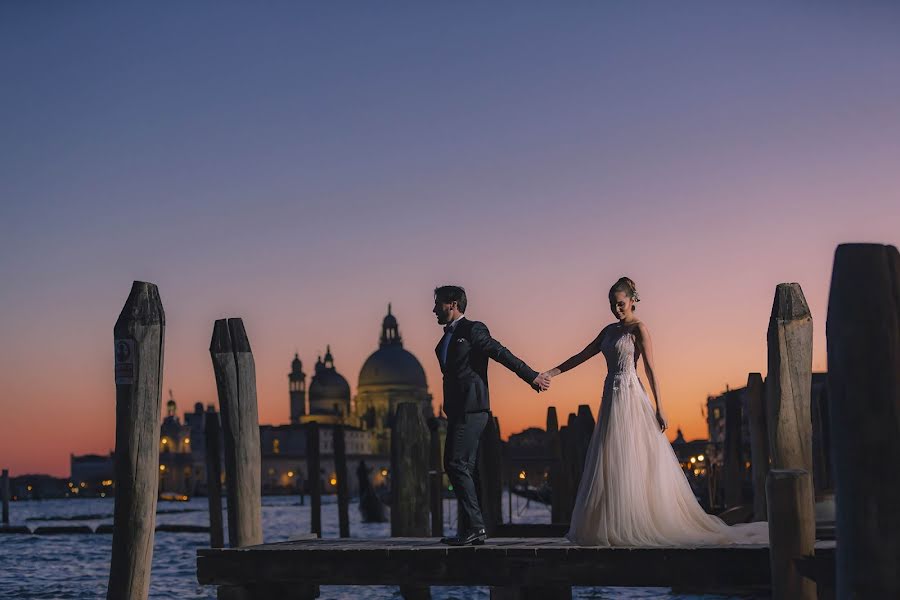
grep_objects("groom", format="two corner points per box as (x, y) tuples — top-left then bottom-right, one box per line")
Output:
(433, 285), (551, 545)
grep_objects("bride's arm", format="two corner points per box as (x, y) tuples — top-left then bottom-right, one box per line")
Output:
(635, 322), (667, 431)
(543, 327), (607, 378)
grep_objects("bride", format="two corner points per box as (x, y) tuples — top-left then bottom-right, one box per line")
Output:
(541, 277), (767, 547)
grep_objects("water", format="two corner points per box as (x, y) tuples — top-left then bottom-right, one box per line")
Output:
(0, 494), (764, 599)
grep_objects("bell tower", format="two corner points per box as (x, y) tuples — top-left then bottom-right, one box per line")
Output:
(289, 353), (306, 424)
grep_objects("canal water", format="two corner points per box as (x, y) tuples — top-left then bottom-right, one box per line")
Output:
(0, 493), (764, 599)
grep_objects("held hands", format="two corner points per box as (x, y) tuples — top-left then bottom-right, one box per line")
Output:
(532, 371), (552, 392)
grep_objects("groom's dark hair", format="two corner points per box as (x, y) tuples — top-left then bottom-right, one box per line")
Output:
(434, 285), (467, 313)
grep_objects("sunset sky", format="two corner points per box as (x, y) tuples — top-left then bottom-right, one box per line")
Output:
(2, 2), (898, 477)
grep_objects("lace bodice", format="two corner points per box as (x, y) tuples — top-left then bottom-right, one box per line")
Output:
(602, 326), (640, 381)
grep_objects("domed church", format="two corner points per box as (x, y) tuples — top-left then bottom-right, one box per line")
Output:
(295, 346), (352, 425)
(355, 305), (433, 453)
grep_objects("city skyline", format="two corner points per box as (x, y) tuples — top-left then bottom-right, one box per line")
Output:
(2, 2), (899, 476)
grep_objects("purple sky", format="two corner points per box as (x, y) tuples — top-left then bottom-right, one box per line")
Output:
(1, 2), (898, 476)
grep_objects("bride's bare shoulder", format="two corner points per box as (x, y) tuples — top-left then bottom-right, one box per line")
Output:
(632, 320), (653, 338)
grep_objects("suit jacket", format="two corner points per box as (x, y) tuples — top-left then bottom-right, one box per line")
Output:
(435, 317), (538, 422)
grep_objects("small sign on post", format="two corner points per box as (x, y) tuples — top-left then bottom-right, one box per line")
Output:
(114, 339), (135, 385)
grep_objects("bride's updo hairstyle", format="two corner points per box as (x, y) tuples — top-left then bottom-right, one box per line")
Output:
(608, 277), (640, 310)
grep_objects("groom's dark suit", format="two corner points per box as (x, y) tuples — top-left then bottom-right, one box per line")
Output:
(436, 316), (539, 536)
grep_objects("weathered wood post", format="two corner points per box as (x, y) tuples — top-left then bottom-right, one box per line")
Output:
(107, 281), (165, 600)
(827, 243), (900, 598)
(2, 469), (9, 525)
(427, 417), (443, 537)
(723, 389), (743, 508)
(477, 415), (503, 536)
(558, 422), (574, 520)
(333, 424), (350, 538)
(746, 373), (769, 521)
(306, 422), (321, 537)
(204, 413), (225, 549)
(575, 406), (595, 475)
(766, 469), (816, 600)
(546, 407), (570, 523)
(209, 318), (262, 548)
(766, 283), (814, 476)
(391, 402), (430, 600)
(810, 381), (833, 495)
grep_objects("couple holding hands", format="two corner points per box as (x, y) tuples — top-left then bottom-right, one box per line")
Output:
(432, 279), (766, 548)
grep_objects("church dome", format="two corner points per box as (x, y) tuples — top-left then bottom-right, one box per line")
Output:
(308, 346), (351, 406)
(358, 305), (428, 389)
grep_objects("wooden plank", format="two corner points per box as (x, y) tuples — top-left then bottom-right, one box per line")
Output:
(198, 538), (834, 588)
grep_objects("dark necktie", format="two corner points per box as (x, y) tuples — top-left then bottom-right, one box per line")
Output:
(440, 324), (454, 365)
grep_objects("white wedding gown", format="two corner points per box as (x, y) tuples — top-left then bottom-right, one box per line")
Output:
(566, 325), (769, 547)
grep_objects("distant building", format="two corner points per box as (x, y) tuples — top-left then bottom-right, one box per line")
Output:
(70, 452), (115, 487)
(355, 304), (434, 454)
(7, 474), (70, 500)
(705, 372), (830, 508)
(506, 427), (551, 488)
(69, 305), (433, 499)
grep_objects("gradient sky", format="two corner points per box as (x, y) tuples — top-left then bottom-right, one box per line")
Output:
(2, 2), (898, 477)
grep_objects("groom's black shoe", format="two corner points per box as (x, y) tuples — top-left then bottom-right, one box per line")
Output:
(440, 528), (487, 546)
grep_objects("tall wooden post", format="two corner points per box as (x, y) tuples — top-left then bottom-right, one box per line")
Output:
(204, 412), (224, 549)
(209, 318), (262, 548)
(391, 402), (430, 600)
(766, 283), (814, 475)
(2, 469), (9, 525)
(827, 243), (900, 598)
(558, 423), (574, 520)
(107, 281), (165, 600)
(767, 469), (816, 600)
(306, 422), (321, 537)
(477, 415), (503, 537)
(427, 417), (443, 537)
(746, 373), (769, 521)
(333, 424), (350, 538)
(723, 390), (743, 508)
(546, 407), (569, 524)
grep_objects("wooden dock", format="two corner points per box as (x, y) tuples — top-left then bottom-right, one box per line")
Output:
(197, 537), (835, 593)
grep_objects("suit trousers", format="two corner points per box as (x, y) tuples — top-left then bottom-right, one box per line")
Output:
(443, 411), (490, 535)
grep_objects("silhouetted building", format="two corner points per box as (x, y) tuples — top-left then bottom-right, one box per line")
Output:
(355, 305), (433, 453)
(506, 427), (551, 488)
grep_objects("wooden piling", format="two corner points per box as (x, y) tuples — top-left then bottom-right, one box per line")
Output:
(546, 407), (570, 524)
(107, 281), (165, 600)
(558, 423), (574, 519)
(723, 389), (743, 508)
(746, 373), (768, 521)
(2, 469), (9, 525)
(204, 412), (224, 549)
(334, 424), (350, 538)
(766, 283), (814, 476)
(827, 243), (900, 598)
(306, 422), (321, 537)
(391, 402), (430, 600)
(427, 417), (443, 537)
(391, 402), (430, 536)
(209, 318), (262, 548)
(766, 469), (816, 600)
(478, 415), (503, 536)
